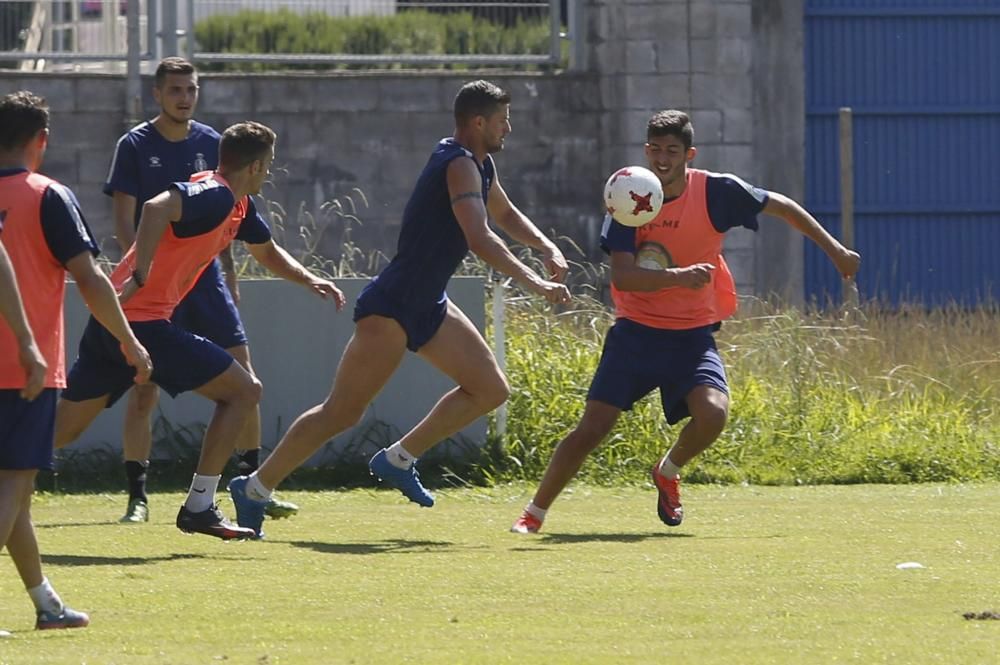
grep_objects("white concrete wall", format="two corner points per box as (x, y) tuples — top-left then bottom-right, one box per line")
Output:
(62, 276), (488, 465)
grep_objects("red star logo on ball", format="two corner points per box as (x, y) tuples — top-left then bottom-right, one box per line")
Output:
(630, 190), (654, 215)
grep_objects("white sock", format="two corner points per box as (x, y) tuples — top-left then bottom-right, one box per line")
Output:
(27, 578), (63, 615)
(524, 501), (547, 521)
(385, 441), (416, 470)
(658, 455), (682, 479)
(245, 472), (272, 502)
(183, 474), (220, 512)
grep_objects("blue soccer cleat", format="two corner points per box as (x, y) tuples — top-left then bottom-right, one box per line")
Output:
(369, 449), (434, 507)
(227, 476), (267, 539)
(36, 606), (89, 630)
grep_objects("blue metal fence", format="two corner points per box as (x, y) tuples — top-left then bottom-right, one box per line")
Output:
(804, 0), (1000, 306)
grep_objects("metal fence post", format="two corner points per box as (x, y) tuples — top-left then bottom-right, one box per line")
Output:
(839, 107), (859, 307)
(185, 0), (195, 61)
(548, 0), (561, 67)
(147, 0), (159, 62)
(567, 0), (586, 71)
(126, 0), (141, 126)
(492, 277), (507, 441)
(162, 0), (178, 56)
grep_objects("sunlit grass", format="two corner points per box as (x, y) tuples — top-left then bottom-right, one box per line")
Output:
(1, 486), (997, 664)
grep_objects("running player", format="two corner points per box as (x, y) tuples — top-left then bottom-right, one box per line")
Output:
(228, 80), (571, 537)
(57, 121), (345, 541)
(0, 91), (151, 630)
(104, 57), (298, 523)
(511, 110), (861, 533)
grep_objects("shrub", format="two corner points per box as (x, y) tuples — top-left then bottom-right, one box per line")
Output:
(194, 9), (554, 71)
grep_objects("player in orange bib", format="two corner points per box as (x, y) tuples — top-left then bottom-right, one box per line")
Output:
(0, 91), (151, 630)
(511, 110), (861, 534)
(55, 121), (345, 541)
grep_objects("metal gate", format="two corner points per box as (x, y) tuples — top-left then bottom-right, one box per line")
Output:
(804, 0), (1000, 306)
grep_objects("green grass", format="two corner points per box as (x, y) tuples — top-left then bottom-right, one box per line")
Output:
(494, 296), (1000, 485)
(2, 485), (998, 663)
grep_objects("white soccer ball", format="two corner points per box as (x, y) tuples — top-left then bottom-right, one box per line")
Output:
(603, 166), (664, 227)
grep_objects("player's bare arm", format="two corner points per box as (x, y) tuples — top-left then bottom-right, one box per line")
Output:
(486, 171), (568, 282)
(65, 251), (152, 384)
(120, 189), (183, 303)
(609, 251), (715, 292)
(245, 239), (346, 310)
(0, 242), (46, 400)
(764, 192), (861, 279)
(448, 158), (570, 305)
(111, 191), (138, 253)
(217, 242), (240, 303)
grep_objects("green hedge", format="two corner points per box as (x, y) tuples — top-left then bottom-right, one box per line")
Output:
(194, 9), (554, 71)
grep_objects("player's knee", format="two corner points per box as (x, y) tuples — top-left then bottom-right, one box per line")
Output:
(319, 399), (364, 431)
(481, 375), (511, 411)
(243, 376), (263, 406)
(694, 400), (728, 438)
(129, 385), (159, 415)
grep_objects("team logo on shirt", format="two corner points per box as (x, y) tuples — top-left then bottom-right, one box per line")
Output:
(635, 241), (674, 270)
(149, 156), (162, 168)
(193, 153), (208, 172)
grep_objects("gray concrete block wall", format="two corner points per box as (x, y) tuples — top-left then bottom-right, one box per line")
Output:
(0, 0), (806, 299)
(586, 0), (761, 294)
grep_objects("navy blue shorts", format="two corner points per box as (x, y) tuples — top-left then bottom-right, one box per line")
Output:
(0, 388), (57, 470)
(587, 318), (728, 424)
(63, 317), (234, 407)
(171, 260), (247, 350)
(353, 282), (448, 352)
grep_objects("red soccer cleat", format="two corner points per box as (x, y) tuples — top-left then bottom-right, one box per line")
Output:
(510, 511), (543, 534)
(651, 465), (684, 526)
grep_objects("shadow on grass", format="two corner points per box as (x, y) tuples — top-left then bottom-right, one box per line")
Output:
(283, 539), (455, 555)
(35, 520), (124, 529)
(539, 531), (694, 544)
(41, 553), (209, 567)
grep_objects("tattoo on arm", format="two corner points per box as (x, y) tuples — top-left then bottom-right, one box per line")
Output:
(451, 191), (482, 205)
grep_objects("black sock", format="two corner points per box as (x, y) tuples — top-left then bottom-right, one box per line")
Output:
(236, 449), (260, 475)
(125, 461), (148, 502)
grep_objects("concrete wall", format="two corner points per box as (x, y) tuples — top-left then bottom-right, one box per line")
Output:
(0, 0), (805, 299)
(62, 277), (487, 463)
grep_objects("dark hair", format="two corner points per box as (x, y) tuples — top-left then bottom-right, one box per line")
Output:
(454, 80), (511, 124)
(155, 56), (196, 88)
(219, 121), (276, 171)
(647, 110), (694, 149)
(0, 91), (49, 150)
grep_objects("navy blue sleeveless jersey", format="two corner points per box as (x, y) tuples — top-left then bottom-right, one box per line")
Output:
(372, 138), (495, 308)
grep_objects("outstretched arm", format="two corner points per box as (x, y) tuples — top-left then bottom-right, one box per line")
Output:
(0, 242), (46, 400)
(449, 158), (570, 305)
(764, 192), (861, 278)
(246, 240), (346, 310)
(486, 171), (568, 282)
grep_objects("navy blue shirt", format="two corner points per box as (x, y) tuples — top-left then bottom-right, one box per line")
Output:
(103, 120), (220, 227)
(0, 167), (99, 264)
(373, 138), (495, 307)
(602, 173), (767, 255)
(170, 179), (272, 245)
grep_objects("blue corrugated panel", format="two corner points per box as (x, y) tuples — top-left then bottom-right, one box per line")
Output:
(804, 1), (1000, 306)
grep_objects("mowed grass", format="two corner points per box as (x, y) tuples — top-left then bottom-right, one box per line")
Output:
(1, 485), (997, 664)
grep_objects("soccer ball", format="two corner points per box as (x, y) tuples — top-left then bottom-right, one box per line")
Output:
(603, 166), (664, 227)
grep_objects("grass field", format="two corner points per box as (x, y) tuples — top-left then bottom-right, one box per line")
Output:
(1, 484), (997, 664)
